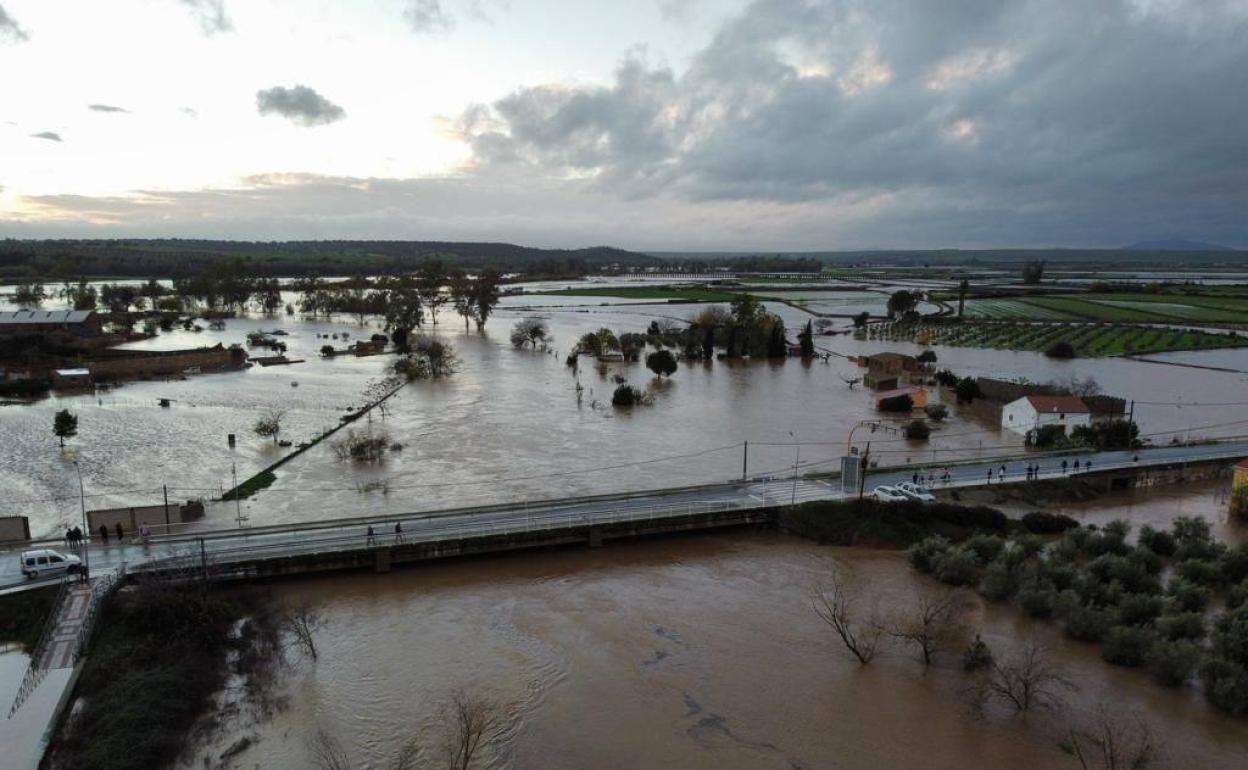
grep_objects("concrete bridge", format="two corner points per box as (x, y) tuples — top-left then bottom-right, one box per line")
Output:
(4, 439), (1246, 592)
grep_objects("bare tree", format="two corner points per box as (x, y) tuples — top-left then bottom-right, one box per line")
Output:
(282, 603), (326, 661)
(311, 729), (353, 770)
(1060, 706), (1164, 770)
(440, 689), (501, 770)
(254, 407), (286, 443)
(985, 644), (1076, 713)
(888, 589), (974, 667)
(811, 570), (884, 665)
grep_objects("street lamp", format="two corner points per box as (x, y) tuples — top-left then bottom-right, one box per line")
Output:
(71, 460), (90, 577)
(789, 431), (801, 505)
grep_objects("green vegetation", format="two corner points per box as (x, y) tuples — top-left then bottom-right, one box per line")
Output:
(0, 585), (59, 651)
(909, 515), (1248, 716)
(964, 292), (1248, 324)
(221, 470), (277, 501)
(779, 498), (1011, 548)
(45, 583), (280, 770)
(534, 285), (742, 302)
(864, 319), (1248, 357)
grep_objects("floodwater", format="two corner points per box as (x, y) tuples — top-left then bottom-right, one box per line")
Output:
(3, 283), (1247, 539)
(182, 533), (1248, 770)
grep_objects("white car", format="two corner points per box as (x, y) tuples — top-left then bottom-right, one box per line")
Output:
(871, 485), (910, 502)
(20, 549), (82, 580)
(895, 482), (937, 502)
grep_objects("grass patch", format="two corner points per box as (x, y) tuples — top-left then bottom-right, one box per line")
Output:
(778, 498), (1013, 548)
(221, 470), (276, 501)
(0, 585), (59, 651)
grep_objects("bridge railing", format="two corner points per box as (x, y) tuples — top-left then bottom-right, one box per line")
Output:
(133, 498), (758, 575)
(8, 576), (71, 719)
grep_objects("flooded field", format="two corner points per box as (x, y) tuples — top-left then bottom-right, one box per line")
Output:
(182, 531), (1248, 770)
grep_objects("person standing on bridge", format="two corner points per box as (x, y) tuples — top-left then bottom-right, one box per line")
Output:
(1073, 459), (1080, 471)
(987, 467), (994, 483)
(366, 524), (376, 546)
(999, 464), (1006, 481)
(115, 522), (124, 542)
(99, 524), (109, 544)
(913, 472), (920, 485)
(1062, 459), (1069, 474)
(394, 522), (404, 544)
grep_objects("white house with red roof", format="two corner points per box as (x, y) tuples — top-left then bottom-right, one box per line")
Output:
(1001, 395), (1091, 436)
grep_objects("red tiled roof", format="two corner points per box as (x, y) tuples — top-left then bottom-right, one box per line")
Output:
(875, 386), (925, 400)
(1024, 395), (1089, 414)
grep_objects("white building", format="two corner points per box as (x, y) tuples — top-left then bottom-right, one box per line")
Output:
(1001, 395), (1091, 437)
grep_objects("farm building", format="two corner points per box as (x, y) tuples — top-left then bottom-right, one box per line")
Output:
(0, 309), (102, 339)
(1001, 395), (1091, 437)
(52, 368), (92, 389)
(874, 385), (927, 410)
(859, 352), (923, 389)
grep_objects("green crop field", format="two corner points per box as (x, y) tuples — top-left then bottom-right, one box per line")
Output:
(863, 320), (1248, 357)
(533, 286), (743, 302)
(961, 292), (1248, 324)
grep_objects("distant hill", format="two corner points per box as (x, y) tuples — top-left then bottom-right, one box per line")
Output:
(1124, 240), (1233, 252)
(0, 239), (661, 279)
(648, 248), (1248, 267)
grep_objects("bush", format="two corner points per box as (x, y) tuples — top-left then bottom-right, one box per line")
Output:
(1155, 612), (1205, 642)
(980, 562), (1021, 601)
(1221, 544), (1248, 584)
(923, 403), (949, 422)
(904, 419), (931, 441)
(1021, 511), (1079, 534)
(933, 547), (981, 586)
(1172, 516), (1219, 561)
(1167, 578), (1212, 613)
(962, 636), (993, 672)
(1045, 341), (1076, 359)
(1137, 525), (1177, 557)
(1041, 561), (1078, 592)
(1125, 547), (1164, 576)
(1063, 604), (1112, 642)
(611, 384), (645, 407)
(1116, 594), (1165, 627)
(1102, 626), (1153, 667)
(645, 349), (678, 378)
(964, 534), (1005, 565)
(1019, 585), (1057, 619)
(1227, 580), (1248, 611)
(878, 394), (914, 412)
(1146, 640), (1200, 686)
(1201, 658), (1248, 716)
(1174, 558), (1223, 588)
(907, 536), (952, 574)
(935, 369), (958, 387)
(955, 377), (981, 403)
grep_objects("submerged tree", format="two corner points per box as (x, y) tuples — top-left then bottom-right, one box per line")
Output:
(645, 349), (678, 379)
(510, 317), (549, 349)
(811, 569), (883, 665)
(253, 407), (286, 444)
(797, 320), (815, 358)
(54, 409), (78, 448)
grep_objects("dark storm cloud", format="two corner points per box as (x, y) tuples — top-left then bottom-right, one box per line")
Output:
(30, 131), (62, 142)
(0, 4), (28, 42)
(256, 85), (345, 127)
(458, 0), (1248, 244)
(88, 104), (131, 114)
(178, 0), (232, 35)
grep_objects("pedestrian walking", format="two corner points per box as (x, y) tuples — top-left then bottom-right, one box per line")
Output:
(913, 472), (920, 485)
(394, 522), (404, 544)
(987, 467), (994, 483)
(366, 524), (376, 546)
(999, 464), (1006, 481)
(1062, 459), (1069, 473)
(1086, 459), (1092, 471)
(1073, 459), (1080, 471)
(115, 522), (124, 542)
(139, 523), (151, 546)
(99, 524), (109, 544)
(65, 527), (73, 547)
(72, 526), (83, 546)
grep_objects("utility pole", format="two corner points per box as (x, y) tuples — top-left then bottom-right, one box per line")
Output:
(1127, 400), (1136, 446)
(231, 463), (247, 528)
(163, 484), (171, 530)
(72, 461), (90, 577)
(858, 442), (871, 500)
(789, 432), (800, 505)
(742, 441), (748, 481)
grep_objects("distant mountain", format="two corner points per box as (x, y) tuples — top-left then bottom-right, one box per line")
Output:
(1124, 240), (1233, 252)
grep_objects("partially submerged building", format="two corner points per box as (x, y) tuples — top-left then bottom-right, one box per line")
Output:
(1001, 395), (1091, 437)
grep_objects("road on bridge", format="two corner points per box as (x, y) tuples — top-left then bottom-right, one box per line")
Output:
(3, 440), (1245, 592)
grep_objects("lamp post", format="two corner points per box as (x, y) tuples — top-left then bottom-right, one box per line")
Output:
(71, 460), (90, 577)
(789, 431), (801, 505)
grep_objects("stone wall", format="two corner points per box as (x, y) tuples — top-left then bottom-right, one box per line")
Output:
(87, 345), (236, 380)
(0, 515), (30, 543)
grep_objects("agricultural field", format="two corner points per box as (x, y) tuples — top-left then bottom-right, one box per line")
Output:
(863, 320), (1248, 357)
(532, 285), (742, 302)
(962, 292), (1248, 325)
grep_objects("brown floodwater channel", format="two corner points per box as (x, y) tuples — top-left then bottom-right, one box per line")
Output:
(184, 531), (1248, 770)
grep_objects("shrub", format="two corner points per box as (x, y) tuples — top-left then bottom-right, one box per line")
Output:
(981, 562), (1021, 601)
(1045, 341), (1076, 359)
(923, 403), (949, 422)
(1227, 580), (1248, 611)
(1072, 572), (1120, 609)
(1116, 594), (1165, 627)
(935, 369), (958, 387)
(1167, 578), (1212, 613)
(645, 349), (678, 378)
(1125, 547), (1164, 576)
(611, 384), (646, 407)
(963, 534), (1005, 565)
(1172, 516), (1219, 561)
(962, 635), (993, 672)
(1200, 658), (1248, 717)
(1042, 561), (1079, 592)
(955, 377), (981, 403)
(1174, 558), (1223, 588)
(906, 536), (952, 574)
(1137, 525), (1177, 557)
(1102, 626), (1153, 667)
(1063, 604), (1111, 642)
(878, 394), (914, 412)
(933, 547), (981, 586)
(1146, 640), (1200, 687)
(1210, 605), (1248, 666)
(1021, 511), (1079, 534)
(904, 419), (931, 441)
(1019, 585), (1057, 619)
(1155, 612), (1205, 642)
(1221, 544), (1248, 584)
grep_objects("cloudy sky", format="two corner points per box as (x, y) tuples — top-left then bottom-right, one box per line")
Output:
(1, 0), (1246, 250)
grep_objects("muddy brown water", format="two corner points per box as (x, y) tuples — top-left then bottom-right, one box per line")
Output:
(183, 532), (1248, 770)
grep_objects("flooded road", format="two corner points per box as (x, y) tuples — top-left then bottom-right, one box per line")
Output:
(185, 532), (1248, 769)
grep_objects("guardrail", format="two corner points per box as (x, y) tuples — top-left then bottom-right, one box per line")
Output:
(8, 577), (70, 718)
(73, 567), (123, 664)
